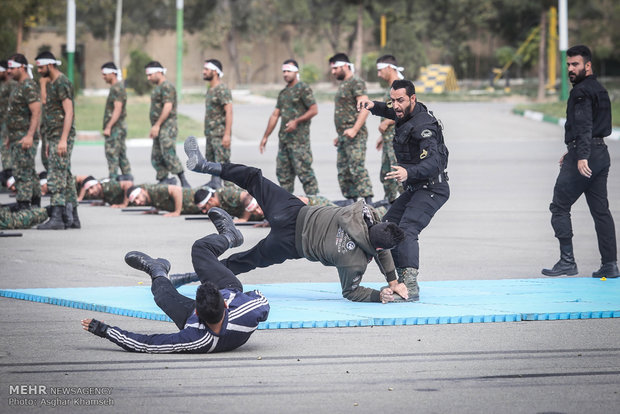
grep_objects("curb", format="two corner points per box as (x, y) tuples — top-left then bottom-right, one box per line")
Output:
(512, 108), (620, 141)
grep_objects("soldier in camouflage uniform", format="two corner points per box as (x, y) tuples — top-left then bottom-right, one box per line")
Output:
(34, 52), (80, 230)
(260, 59), (319, 195)
(375, 55), (404, 203)
(79, 175), (134, 207)
(6, 54), (42, 211)
(101, 62), (132, 180)
(194, 185), (265, 222)
(126, 183), (199, 216)
(145, 61), (190, 188)
(0, 205), (48, 229)
(329, 53), (373, 203)
(203, 59), (232, 189)
(0, 60), (17, 178)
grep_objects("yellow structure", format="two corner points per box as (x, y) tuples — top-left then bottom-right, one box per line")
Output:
(415, 64), (459, 94)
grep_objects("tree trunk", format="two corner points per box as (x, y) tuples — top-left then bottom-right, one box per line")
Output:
(354, 2), (363, 75)
(222, 0), (240, 87)
(537, 10), (547, 102)
(16, 17), (24, 53)
(114, 0), (123, 70)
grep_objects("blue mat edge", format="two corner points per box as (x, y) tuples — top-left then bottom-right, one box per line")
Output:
(2, 288), (619, 330)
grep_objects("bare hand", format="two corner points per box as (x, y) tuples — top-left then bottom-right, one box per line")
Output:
(380, 287), (395, 304)
(385, 165), (407, 183)
(376, 136), (383, 151)
(577, 159), (592, 178)
(103, 126), (111, 137)
(81, 318), (94, 331)
(57, 140), (68, 156)
(558, 152), (567, 166)
(284, 119), (298, 133)
(390, 282), (409, 300)
(343, 128), (357, 139)
(20, 134), (34, 150)
(149, 125), (160, 139)
(222, 134), (231, 149)
(357, 99), (374, 111)
(259, 137), (268, 154)
(333, 137), (339, 147)
(163, 211), (181, 217)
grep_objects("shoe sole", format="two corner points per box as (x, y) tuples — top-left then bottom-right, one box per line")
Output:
(184, 136), (199, 157)
(208, 207), (244, 247)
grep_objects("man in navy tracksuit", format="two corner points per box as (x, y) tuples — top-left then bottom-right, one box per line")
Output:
(81, 207), (270, 353)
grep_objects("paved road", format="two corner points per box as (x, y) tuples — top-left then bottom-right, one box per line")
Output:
(1, 101), (619, 413)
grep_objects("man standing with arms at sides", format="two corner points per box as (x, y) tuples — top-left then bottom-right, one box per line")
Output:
(203, 59), (232, 190)
(542, 45), (618, 278)
(101, 62), (132, 181)
(145, 61), (190, 188)
(375, 55), (404, 204)
(36, 51), (80, 230)
(260, 59), (319, 195)
(0, 60), (17, 184)
(6, 54), (41, 211)
(329, 53), (373, 205)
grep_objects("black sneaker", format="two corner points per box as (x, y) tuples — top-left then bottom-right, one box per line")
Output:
(207, 207), (243, 248)
(124, 251), (171, 279)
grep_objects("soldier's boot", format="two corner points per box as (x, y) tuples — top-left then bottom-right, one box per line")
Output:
(168, 272), (200, 288)
(62, 202), (74, 229)
(70, 205), (81, 229)
(207, 176), (222, 189)
(178, 172), (191, 188)
(31, 195), (41, 208)
(158, 176), (177, 185)
(184, 136), (222, 175)
(542, 242), (578, 276)
(16, 201), (31, 211)
(364, 196), (373, 204)
(124, 251), (171, 280)
(391, 267), (420, 302)
(592, 262), (620, 279)
(37, 205), (65, 230)
(208, 207), (243, 248)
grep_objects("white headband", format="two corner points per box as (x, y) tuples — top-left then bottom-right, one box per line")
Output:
(39, 178), (47, 186)
(128, 187), (142, 202)
(145, 67), (167, 75)
(36, 58), (62, 67)
(281, 64), (299, 72)
(83, 179), (99, 191)
(102, 67), (122, 81)
(204, 62), (223, 78)
(8, 60), (34, 79)
(376, 62), (405, 80)
(7, 176), (16, 188)
(0, 66), (5, 72)
(331, 60), (355, 74)
(196, 190), (215, 207)
(245, 197), (259, 212)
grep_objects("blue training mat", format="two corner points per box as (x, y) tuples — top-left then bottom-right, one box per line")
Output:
(1, 278), (618, 329)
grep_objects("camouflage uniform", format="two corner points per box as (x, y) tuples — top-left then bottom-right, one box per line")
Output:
(82, 179), (125, 205)
(138, 184), (199, 214)
(149, 80), (183, 181)
(217, 185), (263, 220)
(275, 81), (319, 194)
(7, 78), (41, 203)
(0, 78), (17, 171)
(43, 73), (77, 207)
(0, 206), (47, 229)
(204, 83), (232, 163)
(334, 76), (372, 199)
(103, 81), (131, 179)
(305, 195), (334, 207)
(40, 106), (49, 171)
(379, 88), (402, 202)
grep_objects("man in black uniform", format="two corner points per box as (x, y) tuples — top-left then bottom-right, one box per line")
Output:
(357, 80), (450, 301)
(542, 45), (618, 278)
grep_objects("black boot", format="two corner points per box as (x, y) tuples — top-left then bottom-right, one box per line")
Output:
(208, 176), (222, 189)
(16, 201), (31, 211)
(184, 136), (222, 175)
(542, 242), (578, 276)
(168, 272), (200, 288)
(178, 172), (191, 188)
(70, 205), (81, 229)
(62, 202), (74, 229)
(364, 196), (373, 204)
(124, 251), (171, 279)
(38, 205), (65, 230)
(208, 207), (243, 248)
(592, 262), (620, 279)
(31, 195), (41, 208)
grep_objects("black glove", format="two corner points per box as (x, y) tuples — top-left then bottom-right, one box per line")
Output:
(88, 319), (109, 338)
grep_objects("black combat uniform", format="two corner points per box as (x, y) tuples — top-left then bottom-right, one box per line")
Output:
(369, 101), (449, 269)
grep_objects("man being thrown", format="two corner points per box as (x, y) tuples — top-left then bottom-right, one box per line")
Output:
(81, 207), (270, 353)
(183, 136), (411, 303)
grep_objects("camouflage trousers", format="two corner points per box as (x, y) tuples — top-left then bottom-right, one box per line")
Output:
(40, 133), (49, 171)
(1, 123), (12, 171)
(0, 206), (48, 229)
(336, 130), (373, 199)
(305, 195), (333, 207)
(151, 124), (183, 181)
(277, 137), (319, 195)
(105, 123), (132, 179)
(47, 135), (78, 206)
(380, 136), (403, 202)
(205, 134), (231, 163)
(9, 138), (41, 202)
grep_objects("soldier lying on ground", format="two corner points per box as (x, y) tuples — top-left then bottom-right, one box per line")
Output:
(125, 183), (200, 217)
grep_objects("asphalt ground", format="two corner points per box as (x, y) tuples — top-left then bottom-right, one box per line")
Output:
(1, 100), (619, 413)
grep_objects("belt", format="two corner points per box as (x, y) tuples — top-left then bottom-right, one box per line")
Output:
(406, 171), (449, 191)
(567, 137), (605, 149)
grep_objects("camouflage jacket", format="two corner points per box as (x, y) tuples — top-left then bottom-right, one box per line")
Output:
(204, 83), (232, 138)
(101, 179), (124, 205)
(140, 184), (199, 214)
(43, 74), (75, 138)
(7, 78), (40, 141)
(103, 81), (127, 129)
(334, 76), (367, 135)
(149, 80), (177, 127)
(276, 81), (315, 142)
(217, 185), (263, 220)
(0, 79), (17, 126)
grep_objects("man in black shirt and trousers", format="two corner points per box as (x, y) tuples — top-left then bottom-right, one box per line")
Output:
(542, 45), (619, 278)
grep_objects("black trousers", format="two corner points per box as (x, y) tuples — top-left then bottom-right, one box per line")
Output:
(151, 233), (243, 330)
(382, 181), (450, 269)
(550, 143), (617, 263)
(219, 163), (305, 275)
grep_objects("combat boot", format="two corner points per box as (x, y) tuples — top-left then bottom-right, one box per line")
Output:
(208, 207), (243, 248)
(393, 267), (420, 302)
(207, 176), (222, 189)
(16, 201), (31, 211)
(124, 251), (171, 279)
(178, 172), (191, 188)
(542, 243), (578, 276)
(592, 262), (620, 279)
(62, 202), (74, 229)
(37, 205), (65, 230)
(70, 205), (81, 229)
(169, 272), (200, 288)
(184, 136), (222, 175)
(31, 195), (41, 208)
